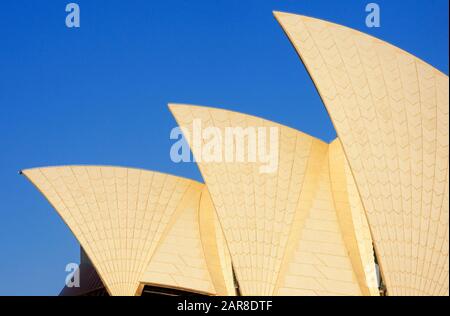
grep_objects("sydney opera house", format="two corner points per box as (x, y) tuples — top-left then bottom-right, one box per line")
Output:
(21, 12), (448, 296)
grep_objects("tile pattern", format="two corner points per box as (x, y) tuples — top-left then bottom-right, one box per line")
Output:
(199, 187), (237, 295)
(141, 182), (220, 294)
(329, 139), (379, 296)
(169, 104), (373, 295)
(275, 12), (449, 295)
(275, 140), (364, 296)
(22, 166), (216, 296)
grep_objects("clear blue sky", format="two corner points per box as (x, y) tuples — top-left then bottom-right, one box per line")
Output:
(0, 0), (448, 295)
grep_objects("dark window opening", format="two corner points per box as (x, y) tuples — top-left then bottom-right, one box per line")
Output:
(232, 265), (241, 296)
(141, 285), (207, 296)
(373, 243), (387, 296)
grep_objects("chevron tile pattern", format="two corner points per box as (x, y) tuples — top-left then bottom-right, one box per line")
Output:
(329, 139), (379, 296)
(275, 141), (363, 296)
(170, 104), (315, 295)
(275, 11), (449, 296)
(169, 104), (378, 296)
(199, 187), (237, 296)
(140, 182), (220, 295)
(22, 166), (225, 296)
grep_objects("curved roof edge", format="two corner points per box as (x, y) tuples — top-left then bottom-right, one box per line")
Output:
(169, 103), (331, 145)
(21, 164), (204, 186)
